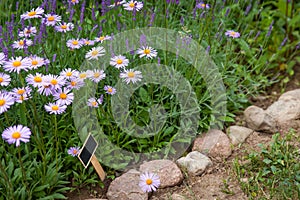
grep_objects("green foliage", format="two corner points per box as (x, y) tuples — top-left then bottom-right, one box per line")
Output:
(234, 131), (300, 199)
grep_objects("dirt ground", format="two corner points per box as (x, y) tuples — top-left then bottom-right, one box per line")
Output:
(66, 66), (300, 200)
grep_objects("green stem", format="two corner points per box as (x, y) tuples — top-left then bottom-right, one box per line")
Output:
(18, 147), (30, 198)
(20, 102), (28, 126)
(0, 160), (14, 199)
(53, 115), (58, 173)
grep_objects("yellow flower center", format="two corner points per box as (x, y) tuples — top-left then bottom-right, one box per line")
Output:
(51, 79), (58, 85)
(230, 32), (236, 36)
(72, 40), (79, 45)
(32, 60), (38, 65)
(129, 2), (135, 8)
(79, 73), (86, 79)
(13, 61), (21, 67)
(144, 49), (150, 54)
(85, 41), (90, 45)
(71, 81), (77, 86)
(201, 4), (205, 7)
(99, 36), (105, 41)
(19, 40), (24, 46)
(60, 93), (67, 99)
(48, 16), (55, 21)
(26, 30), (31, 34)
(0, 77), (3, 83)
(17, 89), (25, 95)
(91, 50), (98, 56)
(0, 99), (5, 106)
(28, 11), (36, 16)
(34, 76), (42, 82)
(94, 72), (100, 78)
(92, 101), (97, 106)
(12, 132), (21, 139)
(61, 24), (67, 29)
(66, 72), (72, 76)
(73, 149), (77, 154)
(116, 59), (123, 64)
(146, 179), (153, 185)
(127, 72), (135, 78)
(107, 88), (113, 93)
(52, 105), (59, 110)
(72, 0), (76, 2)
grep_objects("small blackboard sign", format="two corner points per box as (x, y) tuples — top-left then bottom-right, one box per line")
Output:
(78, 133), (98, 168)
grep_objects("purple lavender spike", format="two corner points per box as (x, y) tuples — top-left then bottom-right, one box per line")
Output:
(140, 34), (147, 46)
(245, 5), (252, 16)
(180, 16), (184, 25)
(254, 31), (261, 40)
(69, 8), (75, 22)
(206, 46), (210, 54)
(149, 11), (155, 26)
(52, 54), (57, 62)
(80, 1), (86, 24)
(91, 24), (98, 33)
(279, 37), (288, 50)
(117, 21), (121, 31)
(92, 7), (96, 21)
(266, 21), (274, 37)
(225, 8), (230, 17)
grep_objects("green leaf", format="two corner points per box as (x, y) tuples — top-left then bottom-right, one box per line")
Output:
(271, 165), (277, 174)
(139, 87), (150, 102)
(263, 158), (272, 165)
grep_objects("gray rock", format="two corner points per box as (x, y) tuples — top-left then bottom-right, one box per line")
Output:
(139, 160), (183, 188)
(192, 129), (232, 160)
(266, 98), (300, 123)
(176, 151), (212, 176)
(244, 105), (277, 133)
(279, 89), (300, 101)
(227, 126), (254, 146)
(106, 169), (147, 200)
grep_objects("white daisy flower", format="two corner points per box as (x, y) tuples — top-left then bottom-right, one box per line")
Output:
(87, 96), (103, 107)
(21, 7), (44, 20)
(123, 1), (143, 11)
(0, 52), (6, 65)
(12, 39), (33, 50)
(60, 68), (79, 80)
(94, 35), (112, 43)
(26, 73), (44, 88)
(120, 69), (142, 84)
(3, 56), (31, 74)
(44, 102), (67, 115)
(53, 88), (74, 105)
(0, 73), (11, 86)
(137, 46), (157, 59)
(66, 38), (83, 49)
(85, 46), (105, 60)
(89, 69), (106, 83)
(2, 125), (31, 147)
(44, 14), (62, 26)
(18, 26), (37, 37)
(108, 0), (126, 8)
(110, 55), (129, 69)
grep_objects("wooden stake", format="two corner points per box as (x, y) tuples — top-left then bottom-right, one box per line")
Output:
(90, 154), (106, 181)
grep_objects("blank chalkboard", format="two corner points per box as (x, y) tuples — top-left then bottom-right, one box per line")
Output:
(78, 133), (98, 168)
